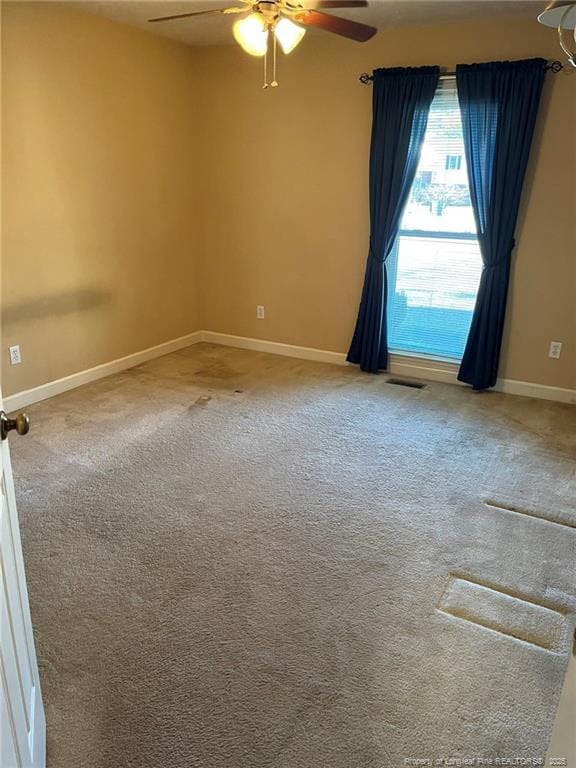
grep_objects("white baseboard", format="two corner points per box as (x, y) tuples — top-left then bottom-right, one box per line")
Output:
(4, 329), (575, 410)
(201, 331), (348, 366)
(495, 378), (576, 404)
(3, 331), (203, 412)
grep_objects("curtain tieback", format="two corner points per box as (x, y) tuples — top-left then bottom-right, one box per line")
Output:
(484, 239), (516, 270)
(368, 240), (384, 265)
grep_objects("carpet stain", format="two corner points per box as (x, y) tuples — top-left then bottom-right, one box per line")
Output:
(191, 395), (212, 407)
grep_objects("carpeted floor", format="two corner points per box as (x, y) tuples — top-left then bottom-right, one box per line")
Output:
(10, 343), (576, 768)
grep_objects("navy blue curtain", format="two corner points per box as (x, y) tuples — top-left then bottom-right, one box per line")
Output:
(347, 66), (439, 373)
(457, 58), (546, 390)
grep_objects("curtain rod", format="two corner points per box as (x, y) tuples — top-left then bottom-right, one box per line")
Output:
(358, 60), (564, 84)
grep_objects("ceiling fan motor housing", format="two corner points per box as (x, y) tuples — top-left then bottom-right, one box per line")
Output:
(256, 0), (282, 25)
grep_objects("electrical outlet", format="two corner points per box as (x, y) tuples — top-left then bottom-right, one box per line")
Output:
(548, 341), (562, 359)
(256, 305), (265, 320)
(9, 345), (22, 365)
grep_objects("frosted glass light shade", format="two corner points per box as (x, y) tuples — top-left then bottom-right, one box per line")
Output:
(274, 18), (305, 54)
(233, 13), (269, 57)
(537, 1), (576, 28)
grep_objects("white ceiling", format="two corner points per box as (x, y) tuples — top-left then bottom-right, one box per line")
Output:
(79, 0), (544, 47)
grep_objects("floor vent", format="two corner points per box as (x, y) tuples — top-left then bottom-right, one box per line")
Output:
(386, 378), (426, 389)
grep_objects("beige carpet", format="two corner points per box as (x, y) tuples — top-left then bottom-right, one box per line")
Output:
(10, 343), (576, 768)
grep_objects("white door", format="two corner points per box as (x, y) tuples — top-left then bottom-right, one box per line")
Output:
(547, 651), (576, 766)
(0, 398), (46, 768)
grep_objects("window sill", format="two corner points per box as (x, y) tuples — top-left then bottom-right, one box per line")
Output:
(389, 348), (460, 370)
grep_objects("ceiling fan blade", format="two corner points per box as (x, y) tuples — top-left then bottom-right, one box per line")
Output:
(293, 9), (376, 41)
(301, 1), (368, 8)
(148, 7), (246, 23)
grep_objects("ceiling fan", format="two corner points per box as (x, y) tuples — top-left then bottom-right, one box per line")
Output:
(148, 1), (377, 87)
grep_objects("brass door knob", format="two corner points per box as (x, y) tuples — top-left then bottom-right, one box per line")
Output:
(0, 411), (30, 441)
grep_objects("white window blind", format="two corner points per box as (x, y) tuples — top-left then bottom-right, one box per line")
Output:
(387, 81), (483, 361)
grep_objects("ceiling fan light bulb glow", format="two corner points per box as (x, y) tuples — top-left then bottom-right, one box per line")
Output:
(274, 18), (305, 54)
(233, 13), (269, 57)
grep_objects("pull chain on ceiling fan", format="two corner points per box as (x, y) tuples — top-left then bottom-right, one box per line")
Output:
(148, 0), (377, 88)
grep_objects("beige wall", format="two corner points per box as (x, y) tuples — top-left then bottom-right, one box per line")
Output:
(2, 5), (575, 396)
(197, 19), (576, 390)
(1, 2), (203, 396)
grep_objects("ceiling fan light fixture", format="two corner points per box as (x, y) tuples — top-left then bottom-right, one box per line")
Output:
(537, 1), (576, 68)
(233, 13), (269, 57)
(274, 18), (306, 54)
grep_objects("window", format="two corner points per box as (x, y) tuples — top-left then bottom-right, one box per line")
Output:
(445, 154), (462, 170)
(387, 82), (482, 361)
